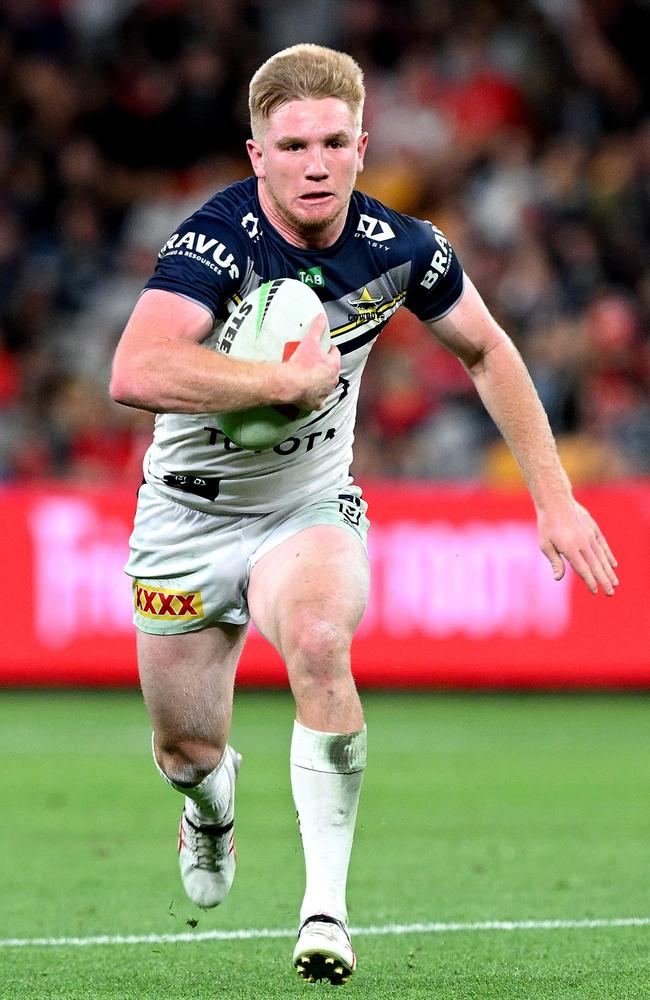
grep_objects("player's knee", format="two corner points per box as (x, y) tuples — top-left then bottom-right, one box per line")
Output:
(156, 738), (223, 787)
(286, 612), (352, 679)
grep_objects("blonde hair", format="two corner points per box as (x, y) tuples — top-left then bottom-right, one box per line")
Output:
(249, 43), (365, 137)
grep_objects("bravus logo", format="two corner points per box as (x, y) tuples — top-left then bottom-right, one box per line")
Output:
(420, 224), (451, 290)
(158, 231), (240, 279)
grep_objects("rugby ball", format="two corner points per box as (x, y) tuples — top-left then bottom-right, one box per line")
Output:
(214, 278), (330, 450)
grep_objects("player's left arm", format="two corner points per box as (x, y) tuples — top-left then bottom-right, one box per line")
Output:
(426, 275), (619, 596)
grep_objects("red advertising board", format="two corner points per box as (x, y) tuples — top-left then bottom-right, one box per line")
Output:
(1, 482), (648, 687)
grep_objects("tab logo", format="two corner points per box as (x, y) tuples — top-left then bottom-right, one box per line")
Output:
(356, 214), (395, 242)
(297, 266), (325, 288)
(134, 582), (204, 620)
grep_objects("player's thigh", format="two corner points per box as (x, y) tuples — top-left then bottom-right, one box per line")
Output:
(127, 484), (252, 632)
(137, 623), (248, 743)
(247, 524), (370, 657)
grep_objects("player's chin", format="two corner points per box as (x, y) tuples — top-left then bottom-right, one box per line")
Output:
(295, 197), (342, 230)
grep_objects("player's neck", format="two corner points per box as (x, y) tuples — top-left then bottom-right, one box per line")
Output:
(256, 182), (347, 251)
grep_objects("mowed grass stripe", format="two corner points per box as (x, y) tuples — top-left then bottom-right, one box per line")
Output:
(3, 916), (650, 949)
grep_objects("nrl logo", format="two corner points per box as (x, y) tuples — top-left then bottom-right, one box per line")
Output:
(241, 212), (260, 238)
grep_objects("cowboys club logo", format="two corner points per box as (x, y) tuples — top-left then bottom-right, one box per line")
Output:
(347, 286), (384, 322)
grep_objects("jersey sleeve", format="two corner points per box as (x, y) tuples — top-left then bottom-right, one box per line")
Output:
(404, 220), (464, 322)
(144, 210), (248, 320)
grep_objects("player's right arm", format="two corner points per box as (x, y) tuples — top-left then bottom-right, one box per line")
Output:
(109, 289), (339, 415)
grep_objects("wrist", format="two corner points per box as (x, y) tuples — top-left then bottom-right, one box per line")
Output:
(264, 360), (301, 406)
(532, 478), (574, 516)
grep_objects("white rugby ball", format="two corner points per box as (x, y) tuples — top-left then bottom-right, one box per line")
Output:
(214, 278), (330, 450)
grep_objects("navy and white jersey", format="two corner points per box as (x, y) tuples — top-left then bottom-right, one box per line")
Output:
(141, 176), (464, 513)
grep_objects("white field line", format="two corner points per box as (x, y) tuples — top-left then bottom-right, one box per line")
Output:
(1, 916), (649, 949)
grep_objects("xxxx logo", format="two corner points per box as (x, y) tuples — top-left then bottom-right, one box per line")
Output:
(134, 582), (204, 620)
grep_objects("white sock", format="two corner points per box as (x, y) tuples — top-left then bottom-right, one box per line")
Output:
(290, 720), (367, 926)
(152, 734), (233, 825)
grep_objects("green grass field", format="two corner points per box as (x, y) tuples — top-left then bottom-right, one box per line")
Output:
(1, 689), (649, 999)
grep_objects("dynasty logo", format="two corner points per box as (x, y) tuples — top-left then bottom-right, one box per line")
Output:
(355, 214), (395, 242)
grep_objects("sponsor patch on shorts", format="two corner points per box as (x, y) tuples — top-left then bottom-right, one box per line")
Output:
(133, 582), (204, 620)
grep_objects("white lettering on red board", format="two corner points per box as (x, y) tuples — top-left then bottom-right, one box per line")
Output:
(27, 500), (571, 647)
(29, 498), (132, 647)
(360, 521), (572, 637)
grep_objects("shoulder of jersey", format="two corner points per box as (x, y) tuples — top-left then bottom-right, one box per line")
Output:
(188, 177), (259, 239)
(354, 191), (426, 248)
(215, 278), (330, 362)
(203, 176), (257, 214)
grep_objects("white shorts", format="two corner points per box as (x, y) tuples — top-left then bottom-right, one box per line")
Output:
(125, 482), (370, 634)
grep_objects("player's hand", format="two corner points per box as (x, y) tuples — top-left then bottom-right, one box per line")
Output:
(537, 500), (619, 595)
(287, 314), (341, 411)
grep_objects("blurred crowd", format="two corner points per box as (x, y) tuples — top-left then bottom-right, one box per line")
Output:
(1, 0), (648, 486)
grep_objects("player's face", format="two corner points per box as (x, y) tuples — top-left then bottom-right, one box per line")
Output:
(247, 97), (368, 249)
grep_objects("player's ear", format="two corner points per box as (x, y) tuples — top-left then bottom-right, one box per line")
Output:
(246, 139), (265, 178)
(356, 132), (368, 173)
